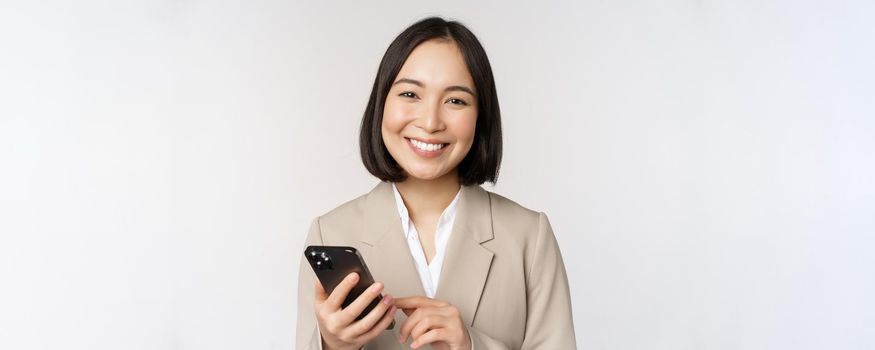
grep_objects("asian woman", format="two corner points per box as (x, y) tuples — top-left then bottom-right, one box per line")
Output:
(296, 16), (575, 350)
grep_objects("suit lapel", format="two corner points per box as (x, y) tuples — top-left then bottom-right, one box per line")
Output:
(435, 185), (495, 326)
(357, 182), (496, 326)
(357, 182), (426, 298)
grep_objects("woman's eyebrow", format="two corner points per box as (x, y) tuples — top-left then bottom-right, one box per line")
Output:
(393, 78), (476, 97)
(393, 78), (424, 87)
(446, 85), (476, 97)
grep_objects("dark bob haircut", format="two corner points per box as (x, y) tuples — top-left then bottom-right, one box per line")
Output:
(359, 16), (502, 186)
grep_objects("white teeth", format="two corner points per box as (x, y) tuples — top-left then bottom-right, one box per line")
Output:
(409, 138), (445, 152)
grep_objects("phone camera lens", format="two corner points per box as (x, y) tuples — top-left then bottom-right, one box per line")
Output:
(311, 251), (332, 270)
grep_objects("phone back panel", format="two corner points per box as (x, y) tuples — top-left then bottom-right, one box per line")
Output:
(304, 245), (380, 320)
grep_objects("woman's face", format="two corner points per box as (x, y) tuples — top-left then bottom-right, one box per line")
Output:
(382, 39), (478, 182)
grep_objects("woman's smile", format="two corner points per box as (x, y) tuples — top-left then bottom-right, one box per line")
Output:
(405, 137), (450, 158)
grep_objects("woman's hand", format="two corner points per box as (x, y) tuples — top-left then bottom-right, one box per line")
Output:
(395, 296), (471, 350)
(314, 273), (397, 350)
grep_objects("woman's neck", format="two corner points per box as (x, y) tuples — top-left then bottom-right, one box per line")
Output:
(395, 172), (461, 220)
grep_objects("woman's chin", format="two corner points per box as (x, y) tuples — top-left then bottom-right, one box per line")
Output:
(405, 173), (442, 181)
(403, 167), (451, 182)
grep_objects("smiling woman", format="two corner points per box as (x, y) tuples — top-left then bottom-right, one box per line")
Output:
(297, 17), (575, 350)
(382, 39), (479, 181)
(359, 18), (502, 187)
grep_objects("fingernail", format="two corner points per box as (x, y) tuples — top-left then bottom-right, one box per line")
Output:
(382, 294), (393, 305)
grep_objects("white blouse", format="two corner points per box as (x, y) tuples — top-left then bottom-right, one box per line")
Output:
(390, 183), (461, 298)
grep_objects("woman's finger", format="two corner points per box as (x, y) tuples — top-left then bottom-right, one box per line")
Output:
(394, 296), (440, 312)
(358, 304), (397, 342)
(411, 328), (448, 349)
(324, 272), (359, 310)
(339, 282), (384, 324)
(348, 293), (393, 335)
(410, 314), (443, 343)
(398, 306), (428, 343)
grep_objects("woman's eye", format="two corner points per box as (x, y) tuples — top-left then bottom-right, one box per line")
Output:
(447, 98), (468, 106)
(399, 91), (418, 99)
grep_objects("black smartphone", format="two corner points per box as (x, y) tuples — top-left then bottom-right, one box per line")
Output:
(304, 245), (394, 329)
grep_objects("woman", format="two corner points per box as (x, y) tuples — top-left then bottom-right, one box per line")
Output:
(297, 17), (575, 350)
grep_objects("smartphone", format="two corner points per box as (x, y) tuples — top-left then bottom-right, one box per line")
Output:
(305, 245), (393, 329)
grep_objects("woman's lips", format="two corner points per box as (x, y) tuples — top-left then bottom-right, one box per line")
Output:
(406, 137), (448, 158)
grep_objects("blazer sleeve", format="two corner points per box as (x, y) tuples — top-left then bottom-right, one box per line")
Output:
(520, 212), (577, 349)
(296, 217), (325, 350)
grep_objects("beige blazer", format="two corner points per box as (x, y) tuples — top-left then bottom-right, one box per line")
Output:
(296, 182), (576, 349)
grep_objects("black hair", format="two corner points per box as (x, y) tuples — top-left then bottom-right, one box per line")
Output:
(359, 16), (502, 186)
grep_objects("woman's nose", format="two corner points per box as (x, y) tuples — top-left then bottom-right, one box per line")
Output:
(418, 102), (445, 133)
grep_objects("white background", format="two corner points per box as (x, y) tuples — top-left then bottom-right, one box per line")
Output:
(2, 1), (873, 349)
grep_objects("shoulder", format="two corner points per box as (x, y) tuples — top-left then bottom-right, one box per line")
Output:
(477, 188), (558, 278)
(309, 182), (395, 241)
(311, 192), (369, 235)
(482, 188), (544, 228)
(484, 189), (541, 221)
